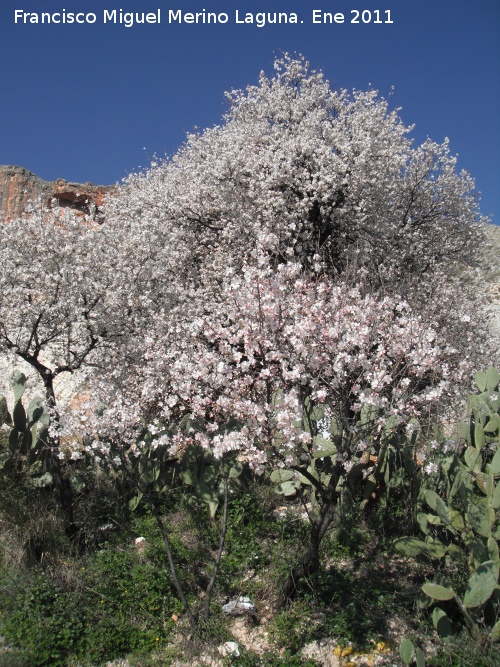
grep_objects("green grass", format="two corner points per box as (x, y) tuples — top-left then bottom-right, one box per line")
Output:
(0, 474), (498, 666)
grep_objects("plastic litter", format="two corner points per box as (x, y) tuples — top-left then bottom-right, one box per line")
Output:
(222, 596), (255, 616)
(218, 641), (240, 657)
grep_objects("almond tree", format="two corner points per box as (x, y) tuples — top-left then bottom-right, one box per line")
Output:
(105, 55), (486, 300)
(73, 245), (474, 603)
(70, 55), (487, 599)
(3, 55), (487, 598)
(99, 55), (488, 403)
(0, 208), (130, 541)
(81, 54), (488, 414)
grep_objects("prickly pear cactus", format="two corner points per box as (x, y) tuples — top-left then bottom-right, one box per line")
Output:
(127, 414), (245, 517)
(394, 368), (500, 642)
(0, 370), (52, 487)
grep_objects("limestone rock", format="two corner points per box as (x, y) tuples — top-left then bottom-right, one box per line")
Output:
(481, 224), (500, 360)
(0, 164), (113, 221)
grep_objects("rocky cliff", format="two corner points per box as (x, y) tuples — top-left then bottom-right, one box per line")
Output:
(483, 223), (500, 358)
(0, 165), (113, 221)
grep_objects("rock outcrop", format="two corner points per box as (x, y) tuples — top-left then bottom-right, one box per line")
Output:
(0, 165), (113, 221)
(483, 223), (500, 359)
(0, 166), (115, 408)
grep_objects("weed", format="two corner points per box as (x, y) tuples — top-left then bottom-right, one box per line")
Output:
(429, 632), (500, 667)
(0, 532), (182, 666)
(224, 646), (321, 666)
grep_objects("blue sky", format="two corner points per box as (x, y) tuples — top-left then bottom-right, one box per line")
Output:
(1, 0), (499, 224)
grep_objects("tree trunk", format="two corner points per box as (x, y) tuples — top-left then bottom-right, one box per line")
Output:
(150, 497), (198, 632)
(203, 474), (229, 620)
(43, 372), (82, 547)
(278, 464), (341, 608)
(53, 463), (81, 544)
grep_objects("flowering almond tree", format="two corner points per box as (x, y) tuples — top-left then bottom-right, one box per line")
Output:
(2, 55), (486, 605)
(130, 251), (474, 602)
(74, 55), (486, 429)
(105, 54), (485, 300)
(63, 55), (486, 602)
(99, 55), (487, 411)
(0, 212), (119, 405)
(69, 241), (473, 603)
(0, 208), (132, 541)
